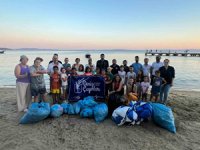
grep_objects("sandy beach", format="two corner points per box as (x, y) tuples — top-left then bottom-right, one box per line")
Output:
(0, 88), (200, 150)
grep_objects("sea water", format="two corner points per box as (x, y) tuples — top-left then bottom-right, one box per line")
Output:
(0, 50), (200, 91)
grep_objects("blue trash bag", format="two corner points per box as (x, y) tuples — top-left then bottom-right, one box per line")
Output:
(93, 103), (108, 123)
(151, 103), (176, 133)
(61, 103), (70, 114)
(20, 102), (50, 124)
(134, 102), (153, 120)
(68, 104), (75, 115)
(73, 101), (83, 114)
(82, 96), (97, 107)
(80, 107), (93, 118)
(50, 104), (63, 118)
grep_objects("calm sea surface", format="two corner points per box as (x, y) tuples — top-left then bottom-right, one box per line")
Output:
(0, 50), (200, 91)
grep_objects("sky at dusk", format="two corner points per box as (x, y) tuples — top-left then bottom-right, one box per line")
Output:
(0, 0), (200, 50)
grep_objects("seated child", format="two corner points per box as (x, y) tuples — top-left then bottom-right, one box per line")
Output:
(126, 77), (138, 102)
(141, 76), (150, 101)
(51, 66), (61, 104)
(150, 70), (167, 102)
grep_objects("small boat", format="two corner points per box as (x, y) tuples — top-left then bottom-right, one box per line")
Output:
(0, 50), (5, 54)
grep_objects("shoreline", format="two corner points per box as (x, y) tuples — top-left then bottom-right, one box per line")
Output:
(1, 87), (199, 93)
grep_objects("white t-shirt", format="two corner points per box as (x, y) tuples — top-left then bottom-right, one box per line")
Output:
(61, 73), (68, 86)
(47, 62), (63, 74)
(152, 62), (164, 76)
(118, 71), (126, 84)
(126, 72), (136, 79)
(141, 82), (150, 93)
(85, 64), (96, 70)
(142, 64), (151, 76)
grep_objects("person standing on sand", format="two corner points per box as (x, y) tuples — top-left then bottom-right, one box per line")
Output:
(72, 58), (82, 71)
(131, 56), (143, 76)
(30, 57), (47, 102)
(47, 54), (63, 92)
(150, 55), (163, 85)
(142, 58), (151, 79)
(14, 55), (31, 112)
(110, 59), (120, 75)
(122, 60), (129, 73)
(159, 59), (175, 104)
(47, 54), (63, 74)
(96, 54), (109, 73)
(63, 58), (71, 70)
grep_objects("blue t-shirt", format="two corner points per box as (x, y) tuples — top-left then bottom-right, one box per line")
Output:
(151, 77), (163, 94)
(131, 62), (142, 75)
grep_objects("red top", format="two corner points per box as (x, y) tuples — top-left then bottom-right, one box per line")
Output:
(84, 72), (93, 76)
(114, 82), (120, 90)
(51, 73), (61, 89)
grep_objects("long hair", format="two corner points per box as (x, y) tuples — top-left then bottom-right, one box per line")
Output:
(113, 74), (122, 83)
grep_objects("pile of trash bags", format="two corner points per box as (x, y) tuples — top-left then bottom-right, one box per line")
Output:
(61, 96), (108, 123)
(112, 101), (176, 133)
(20, 96), (108, 124)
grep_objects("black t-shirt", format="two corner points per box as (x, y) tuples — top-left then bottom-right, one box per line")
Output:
(159, 66), (175, 84)
(123, 65), (130, 73)
(96, 59), (109, 72)
(110, 64), (120, 75)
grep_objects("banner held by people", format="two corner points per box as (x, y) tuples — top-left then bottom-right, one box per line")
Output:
(68, 76), (105, 101)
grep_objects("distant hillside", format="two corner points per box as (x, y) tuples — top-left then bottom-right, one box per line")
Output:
(0, 48), (12, 50)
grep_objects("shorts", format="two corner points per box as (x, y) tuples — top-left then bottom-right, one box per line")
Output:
(51, 89), (60, 94)
(62, 85), (68, 90)
(151, 93), (160, 96)
(31, 87), (46, 96)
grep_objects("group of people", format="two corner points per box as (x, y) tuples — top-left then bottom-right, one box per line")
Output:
(14, 53), (175, 112)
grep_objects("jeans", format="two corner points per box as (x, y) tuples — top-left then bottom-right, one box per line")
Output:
(160, 84), (171, 104)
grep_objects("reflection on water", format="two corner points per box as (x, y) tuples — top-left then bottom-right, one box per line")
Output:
(0, 50), (200, 91)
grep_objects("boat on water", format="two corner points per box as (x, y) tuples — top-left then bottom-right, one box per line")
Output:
(0, 50), (5, 54)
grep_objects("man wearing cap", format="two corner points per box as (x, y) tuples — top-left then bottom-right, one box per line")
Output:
(96, 54), (109, 73)
(150, 55), (164, 85)
(30, 57), (48, 102)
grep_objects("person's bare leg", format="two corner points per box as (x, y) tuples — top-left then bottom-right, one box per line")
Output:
(34, 96), (38, 102)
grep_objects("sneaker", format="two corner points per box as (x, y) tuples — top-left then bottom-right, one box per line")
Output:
(23, 108), (28, 112)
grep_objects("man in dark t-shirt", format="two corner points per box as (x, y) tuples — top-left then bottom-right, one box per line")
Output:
(159, 59), (175, 104)
(96, 54), (109, 73)
(110, 59), (120, 75)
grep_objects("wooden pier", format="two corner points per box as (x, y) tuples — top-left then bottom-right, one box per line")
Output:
(145, 50), (200, 57)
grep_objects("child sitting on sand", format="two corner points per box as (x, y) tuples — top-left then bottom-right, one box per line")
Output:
(150, 70), (166, 102)
(126, 77), (138, 101)
(140, 76), (150, 101)
(61, 67), (68, 100)
(51, 66), (61, 104)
